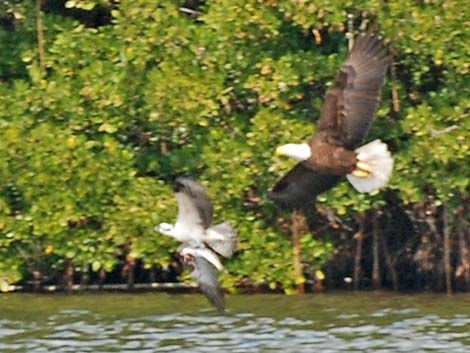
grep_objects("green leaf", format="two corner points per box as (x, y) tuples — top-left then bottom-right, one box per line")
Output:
(92, 261), (101, 272)
(0, 279), (10, 293)
(65, 1), (76, 9)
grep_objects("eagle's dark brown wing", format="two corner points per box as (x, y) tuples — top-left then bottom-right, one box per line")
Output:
(269, 163), (342, 209)
(316, 33), (391, 149)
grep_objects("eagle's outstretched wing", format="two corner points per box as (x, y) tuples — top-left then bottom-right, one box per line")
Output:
(316, 33), (391, 149)
(269, 163), (342, 209)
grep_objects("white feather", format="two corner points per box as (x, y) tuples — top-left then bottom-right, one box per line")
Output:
(172, 192), (206, 244)
(346, 139), (393, 193)
(181, 247), (225, 272)
(205, 221), (238, 258)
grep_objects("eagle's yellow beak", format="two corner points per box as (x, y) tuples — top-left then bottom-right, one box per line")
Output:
(275, 145), (287, 157)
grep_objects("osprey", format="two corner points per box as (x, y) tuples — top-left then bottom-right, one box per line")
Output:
(155, 176), (238, 312)
(270, 32), (393, 209)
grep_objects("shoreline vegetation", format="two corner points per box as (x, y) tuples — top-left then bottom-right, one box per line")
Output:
(1, 1), (469, 295)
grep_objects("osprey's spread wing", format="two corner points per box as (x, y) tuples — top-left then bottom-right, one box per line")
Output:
(205, 221), (239, 258)
(316, 33), (391, 149)
(174, 177), (213, 231)
(182, 250), (225, 313)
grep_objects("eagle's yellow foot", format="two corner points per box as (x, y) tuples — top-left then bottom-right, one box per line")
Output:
(352, 161), (373, 178)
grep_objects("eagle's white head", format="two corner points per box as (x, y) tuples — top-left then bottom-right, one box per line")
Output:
(275, 143), (311, 161)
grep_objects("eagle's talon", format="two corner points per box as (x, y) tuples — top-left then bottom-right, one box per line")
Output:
(352, 168), (370, 178)
(356, 161), (373, 173)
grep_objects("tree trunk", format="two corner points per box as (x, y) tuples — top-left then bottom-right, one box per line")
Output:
(126, 255), (135, 290)
(390, 63), (401, 113)
(65, 259), (74, 294)
(32, 271), (41, 292)
(122, 242), (135, 291)
(381, 234), (399, 291)
(292, 209), (305, 294)
(423, 201), (443, 291)
(149, 265), (156, 283)
(36, 0), (46, 74)
(80, 263), (89, 291)
(372, 211), (382, 289)
(353, 214), (366, 291)
(442, 205), (452, 295)
(457, 223), (470, 291)
(98, 268), (106, 290)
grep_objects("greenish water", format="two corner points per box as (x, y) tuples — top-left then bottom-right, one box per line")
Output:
(1, 292), (470, 352)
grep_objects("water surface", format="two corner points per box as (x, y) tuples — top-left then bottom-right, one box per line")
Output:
(1, 292), (470, 352)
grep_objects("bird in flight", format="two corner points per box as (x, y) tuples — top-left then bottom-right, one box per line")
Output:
(270, 32), (393, 209)
(155, 176), (238, 312)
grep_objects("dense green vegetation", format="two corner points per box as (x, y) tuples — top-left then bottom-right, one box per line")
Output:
(0, 0), (468, 294)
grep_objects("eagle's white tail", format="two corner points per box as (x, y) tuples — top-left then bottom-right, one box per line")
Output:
(346, 139), (393, 193)
(205, 221), (238, 258)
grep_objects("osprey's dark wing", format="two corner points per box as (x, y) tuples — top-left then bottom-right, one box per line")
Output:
(187, 255), (225, 313)
(269, 163), (342, 209)
(174, 177), (213, 230)
(316, 33), (391, 149)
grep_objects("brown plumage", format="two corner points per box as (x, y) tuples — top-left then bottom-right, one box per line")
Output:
(270, 33), (392, 209)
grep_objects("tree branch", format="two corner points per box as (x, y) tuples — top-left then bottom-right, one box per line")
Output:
(429, 125), (459, 137)
(292, 209), (305, 294)
(36, 0), (46, 75)
(178, 7), (201, 16)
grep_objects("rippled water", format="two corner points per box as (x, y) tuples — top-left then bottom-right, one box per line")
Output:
(1, 292), (470, 352)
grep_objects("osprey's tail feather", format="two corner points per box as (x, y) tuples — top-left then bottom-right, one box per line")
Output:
(205, 221), (238, 258)
(346, 139), (393, 193)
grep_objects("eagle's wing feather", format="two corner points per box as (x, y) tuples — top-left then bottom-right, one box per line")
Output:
(316, 33), (391, 149)
(269, 163), (342, 209)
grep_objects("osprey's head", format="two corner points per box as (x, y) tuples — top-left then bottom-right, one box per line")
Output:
(275, 143), (312, 161)
(154, 222), (174, 236)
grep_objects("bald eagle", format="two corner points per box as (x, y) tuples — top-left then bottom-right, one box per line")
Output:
(269, 33), (393, 209)
(155, 177), (238, 312)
